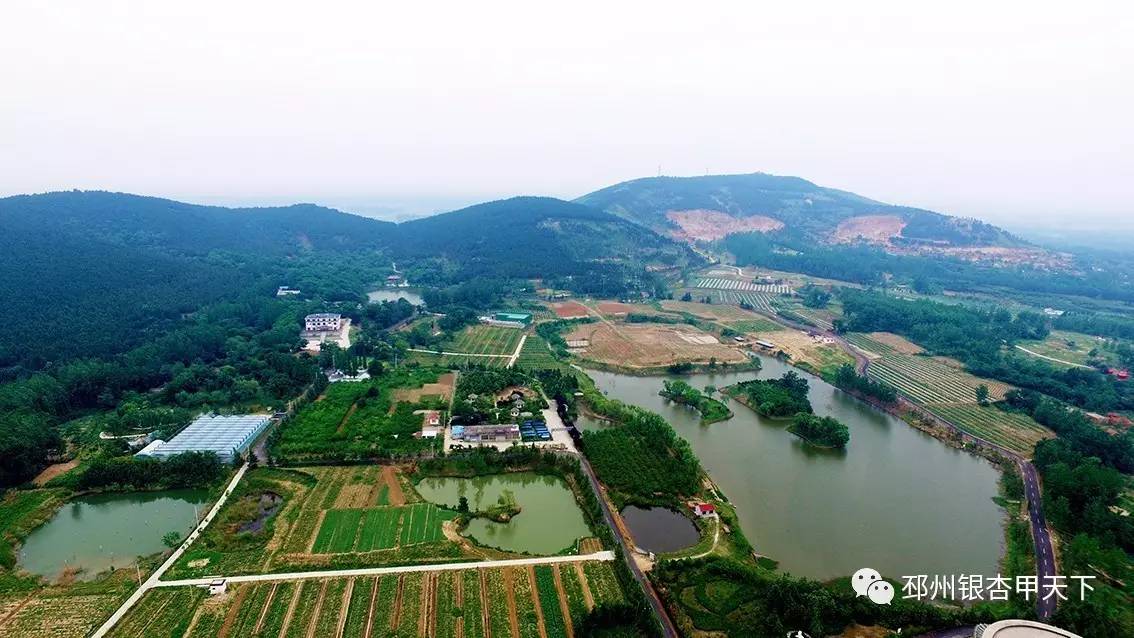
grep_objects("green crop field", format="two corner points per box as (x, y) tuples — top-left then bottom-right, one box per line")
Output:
(312, 503), (452, 554)
(446, 325), (525, 356)
(117, 562), (623, 638)
(725, 318), (782, 333)
(273, 367), (447, 460)
(928, 404), (1055, 456)
(862, 353), (1013, 405)
(514, 335), (562, 370)
(408, 350), (513, 369)
(846, 334), (1054, 456)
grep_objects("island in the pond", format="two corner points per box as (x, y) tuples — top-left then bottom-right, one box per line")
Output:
(724, 371), (813, 418)
(787, 413), (850, 448)
(659, 379), (733, 424)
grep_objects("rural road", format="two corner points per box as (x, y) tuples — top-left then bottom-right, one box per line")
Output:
(90, 462), (251, 638)
(1020, 460), (1058, 619)
(575, 449), (680, 637)
(155, 552), (615, 588)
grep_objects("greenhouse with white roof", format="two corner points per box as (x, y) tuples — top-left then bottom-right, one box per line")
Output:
(136, 414), (271, 462)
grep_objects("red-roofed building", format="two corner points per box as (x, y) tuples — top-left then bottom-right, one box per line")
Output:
(692, 503), (717, 518)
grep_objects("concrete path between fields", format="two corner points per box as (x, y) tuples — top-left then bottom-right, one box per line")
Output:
(153, 551), (615, 588)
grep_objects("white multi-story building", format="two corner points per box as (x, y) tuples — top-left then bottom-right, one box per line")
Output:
(305, 313), (342, 332)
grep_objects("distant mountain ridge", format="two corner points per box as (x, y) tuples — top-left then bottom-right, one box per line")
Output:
(576, 172), (1020, 248)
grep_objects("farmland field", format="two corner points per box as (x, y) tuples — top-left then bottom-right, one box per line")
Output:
(445, 325), (524, 356)
(1017, 329), (1112, 368)
(927, 404), (1054, 456)
(122, 562), (623, 638)
(514, 334), (561, 370)
(274, 368), (449, 461)
(564, 322), (748, 369)
(408, 351), (513, 369)
(848, 333), (1013, 404)
(845, 333), (1055, 456)
(105, 587), (206, 637)
(170, 466), (469, 579)
(0, 587), (129, 638)
(312, 503), (451, 554)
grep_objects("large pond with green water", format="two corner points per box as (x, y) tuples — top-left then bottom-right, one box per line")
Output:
(368, 289), (424, 305)
(584, 356), (1005, 580)
(415, 473), (590, 555)
(19, 489), (210, 580)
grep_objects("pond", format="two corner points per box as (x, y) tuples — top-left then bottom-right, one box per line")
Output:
(367, 289), (424, 305)
(586, 356), (1005, 581)
(19, 489), (210, 581)
(620, 506), (700, 554)
(415, 473), (590, 555)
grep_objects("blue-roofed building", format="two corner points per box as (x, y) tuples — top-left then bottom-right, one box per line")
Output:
(136, 414), (271, 462)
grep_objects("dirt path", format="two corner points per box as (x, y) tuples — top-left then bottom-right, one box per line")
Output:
(383, 466), (406, 506)
(305, 580), (328, 638)
(573, 564), (594, 611)
(217, 584), (250, 638)
(552, 567), (575, 638)
(252, 583), (279, 634)
(419, 572), (437, 638)
(1014, 344), (1090, 369)
(503, 569), (520, 638)
(336, 578), (353, 638)
(31, 459), (78, 486)
(390, 575), (405, 630)
(363, 577), (380, 638)
(0, 593), (35, 629)
(527, 566), (548, 638)
(454, 572), (465, 638)
(335, 401), (361, 435)
(279, 583), (303, 638)
(478, 570), (491, 638)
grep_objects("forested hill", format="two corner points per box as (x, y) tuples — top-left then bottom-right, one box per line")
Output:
(396, 196), (695, 281)
(0, 191), (399, 371)
(0, 190), (397, 255)
(0, 191), (693, 372)
(577, 172), (1018, 247)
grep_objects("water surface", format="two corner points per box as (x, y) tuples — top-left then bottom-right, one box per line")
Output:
(415, 472), (590, 555)
(587, 358), (1004, 580)
(368, 289), (424, 305)
(621, 506), (700, 554)
(20, 489), (209, 580)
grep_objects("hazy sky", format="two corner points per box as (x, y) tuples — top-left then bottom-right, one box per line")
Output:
(2, 1), (1132, 228)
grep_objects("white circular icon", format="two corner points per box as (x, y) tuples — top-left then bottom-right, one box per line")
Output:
(851, 567), (882, 596)
(867, 580), (895, 605)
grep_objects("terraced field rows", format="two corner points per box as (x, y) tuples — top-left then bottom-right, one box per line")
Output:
(867, 355), (1012, 405)
(711, 290), (778, 313)
(927, 404), (1054, 456)
(449, 325), (524, 356)
(694, 278), (793, 294)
